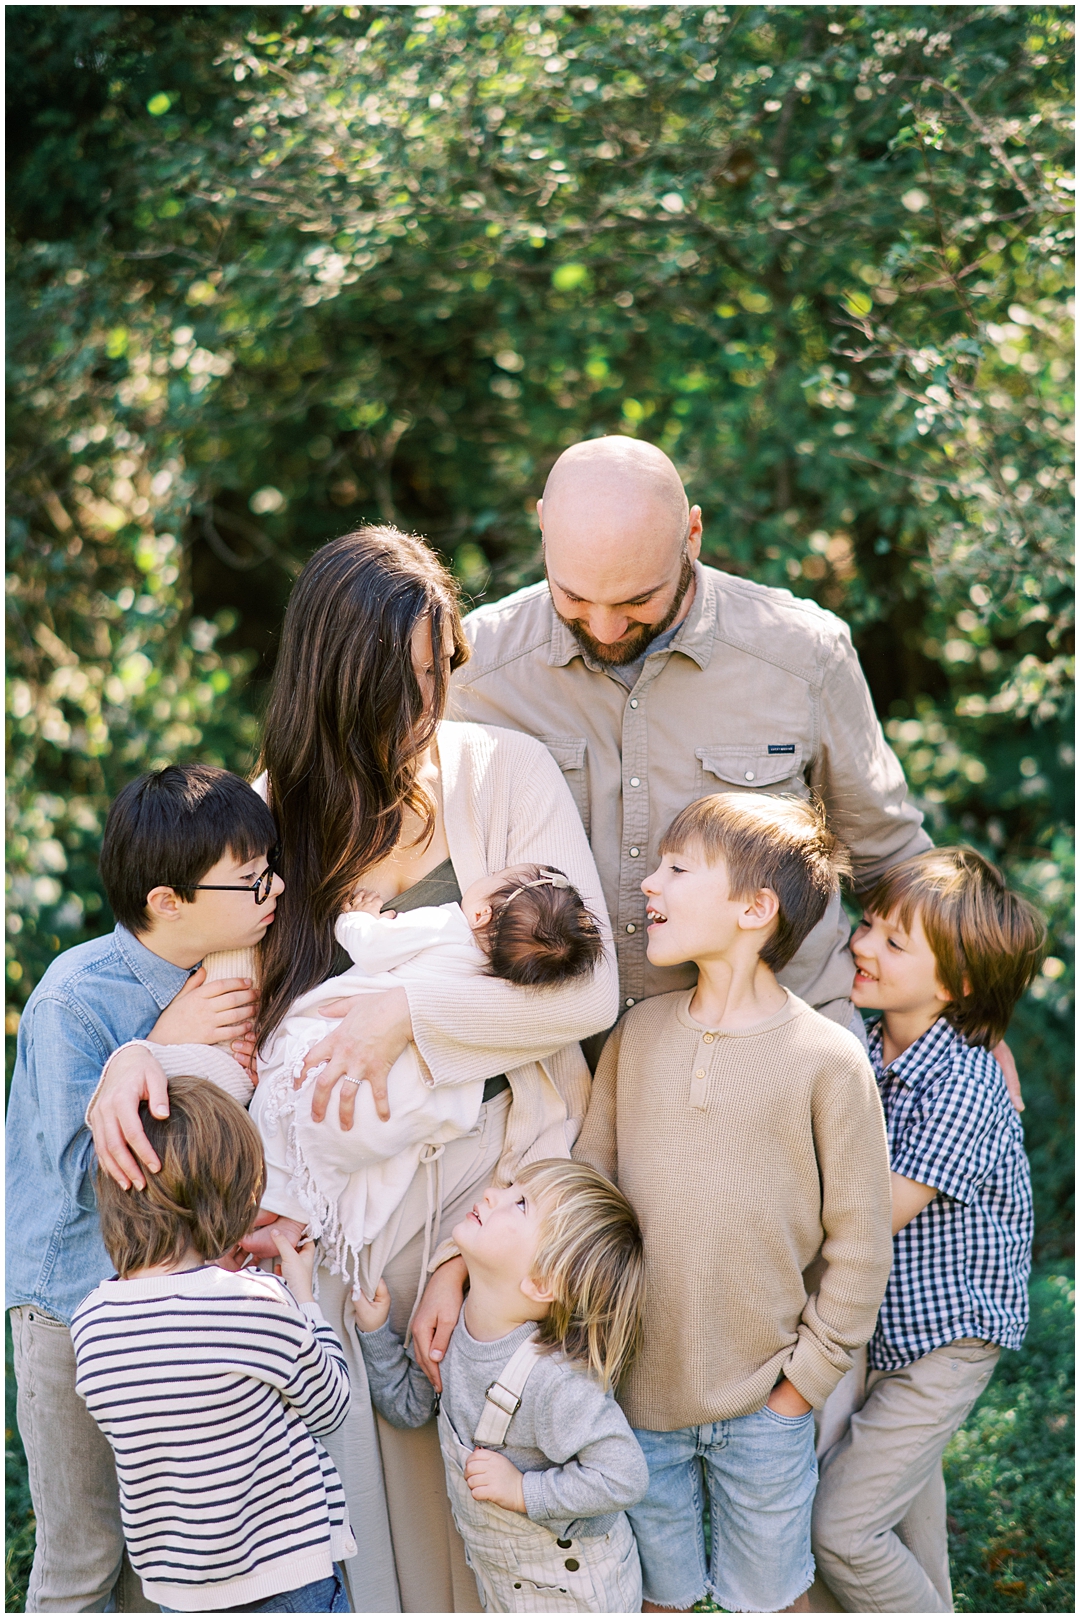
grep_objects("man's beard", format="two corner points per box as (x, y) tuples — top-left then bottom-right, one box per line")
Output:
(553, 548), (696, 667)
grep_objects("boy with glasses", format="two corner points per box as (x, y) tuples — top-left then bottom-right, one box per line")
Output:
(6, 762), (279, 1612)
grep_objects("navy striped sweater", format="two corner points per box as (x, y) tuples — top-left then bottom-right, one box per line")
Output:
(72, 1265), (355, 1611)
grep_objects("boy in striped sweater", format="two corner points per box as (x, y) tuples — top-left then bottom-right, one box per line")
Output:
(72, 1075), (355, 1614)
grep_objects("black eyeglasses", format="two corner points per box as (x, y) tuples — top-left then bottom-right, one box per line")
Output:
(168, 852), (279, 905)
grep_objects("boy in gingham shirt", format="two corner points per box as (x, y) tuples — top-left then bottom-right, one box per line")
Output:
(812, 847), (1045, 1613)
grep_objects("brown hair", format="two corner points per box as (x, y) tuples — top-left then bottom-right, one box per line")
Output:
(94, 1076), (266, 1276)
(660, 792), (851, 971)
(863, 847), (1047, 1048)
(482, 865), (604, 988)
(257, 526), (469, 1042)
(516, 1159), (646, 1391)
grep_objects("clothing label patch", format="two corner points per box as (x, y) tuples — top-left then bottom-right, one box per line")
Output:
(767, 744), (796, 754)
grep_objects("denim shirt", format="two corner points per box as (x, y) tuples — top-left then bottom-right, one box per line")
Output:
(6, 926), (190, 1325)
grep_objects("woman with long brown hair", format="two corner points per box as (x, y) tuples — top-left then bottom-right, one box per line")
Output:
(92, 524), (617, 1613)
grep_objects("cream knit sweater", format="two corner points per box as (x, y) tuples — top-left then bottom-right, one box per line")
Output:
(205, 721), (619, 1186)
(575, 989), (893, 1429)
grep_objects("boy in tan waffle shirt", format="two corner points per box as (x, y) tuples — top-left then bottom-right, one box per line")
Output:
(575, 792), (892, 1614)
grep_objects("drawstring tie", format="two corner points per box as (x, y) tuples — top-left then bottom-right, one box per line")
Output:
(407, 1141), (446, 1342)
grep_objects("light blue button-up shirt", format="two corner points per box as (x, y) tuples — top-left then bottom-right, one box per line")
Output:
(6, 926), (190, 1324)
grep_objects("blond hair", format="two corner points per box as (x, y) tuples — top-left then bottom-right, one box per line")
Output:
(515, 1159), (645, 1391)
(95, 1075), (266, 1276)
(660, 792), (851, 970)
(863, 847), (1047, 1048)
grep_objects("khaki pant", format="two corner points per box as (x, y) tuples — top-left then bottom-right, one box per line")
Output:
(811, 1339), (1000, 1613)
(9, 1306), (155, 1613)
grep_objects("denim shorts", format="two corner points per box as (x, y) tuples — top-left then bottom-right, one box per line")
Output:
(159, 1563), (350, 1612)
(630, 1408), (818, 1612)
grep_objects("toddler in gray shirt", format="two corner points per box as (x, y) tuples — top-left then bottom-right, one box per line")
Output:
(354, 1159), (648, 1613)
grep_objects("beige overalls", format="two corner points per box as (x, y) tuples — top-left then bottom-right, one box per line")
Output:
(437, 1335), (643, 1613)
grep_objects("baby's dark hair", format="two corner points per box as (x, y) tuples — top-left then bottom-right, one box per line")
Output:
(482, 865), (603, 988)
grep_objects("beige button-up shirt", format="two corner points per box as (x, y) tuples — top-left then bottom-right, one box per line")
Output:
(450, 562), (930, 1021)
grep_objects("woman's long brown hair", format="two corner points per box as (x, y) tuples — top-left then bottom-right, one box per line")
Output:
(256, 526), (469, 1043)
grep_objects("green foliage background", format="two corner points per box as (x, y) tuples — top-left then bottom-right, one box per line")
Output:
(5, 6), (1074, 1611)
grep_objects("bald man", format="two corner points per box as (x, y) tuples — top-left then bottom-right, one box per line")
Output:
(450, 436), (931, 1041)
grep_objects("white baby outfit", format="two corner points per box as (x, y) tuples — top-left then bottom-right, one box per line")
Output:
(252, 902), (489, 1293)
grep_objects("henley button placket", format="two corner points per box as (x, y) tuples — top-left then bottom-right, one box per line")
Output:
(618, 683), (650, 1007)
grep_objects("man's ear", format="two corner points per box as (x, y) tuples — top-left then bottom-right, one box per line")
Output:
(688, 503), (703, 560)
(738, 886), (780, 934)
(536, 497), (544, 534)
(144, 885), (186, 925)
(520, 1274), (556, 1306)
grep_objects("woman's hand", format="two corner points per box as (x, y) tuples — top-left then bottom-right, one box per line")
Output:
(411, 1255), (468, 1393)
(465, 1449), (527, 1513)
(351, 1279), (392, 1333)
(88, 1045), (171, 1190)
(148, 967), (256, 1052)
(298, 987), (412, 1128)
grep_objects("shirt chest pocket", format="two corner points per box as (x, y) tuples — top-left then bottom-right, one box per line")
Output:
(538, 735), (590, 838)
(696, 745), (808, 799)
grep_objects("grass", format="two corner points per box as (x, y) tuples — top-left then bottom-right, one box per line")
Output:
(6, 1269), (1073, 1613)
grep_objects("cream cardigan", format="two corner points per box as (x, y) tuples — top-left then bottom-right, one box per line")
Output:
(205, 721), (619, 1187)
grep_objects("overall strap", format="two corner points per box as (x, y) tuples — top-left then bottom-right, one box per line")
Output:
(472, 1331), (544, 1448)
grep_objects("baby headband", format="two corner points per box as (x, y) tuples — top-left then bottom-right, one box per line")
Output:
(500, 870), (571, 907)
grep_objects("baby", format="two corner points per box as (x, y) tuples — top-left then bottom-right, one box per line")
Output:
(250, 863), (602, 1290)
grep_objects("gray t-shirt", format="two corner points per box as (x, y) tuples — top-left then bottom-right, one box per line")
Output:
(605, 620), (682, 689)
(357, 1312), (648, 1536)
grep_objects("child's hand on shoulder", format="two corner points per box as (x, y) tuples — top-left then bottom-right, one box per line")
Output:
(464, 1448), (527, 1514)
(149, 967), (257, 1048)
(344, 886), (392, 918)
(270, 1227), (317, 1305)
(351, 1278), (391, 1333)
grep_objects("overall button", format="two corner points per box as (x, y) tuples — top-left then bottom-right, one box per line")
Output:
(625, 923), (636, 933)
(629, 776), (640, 787)
(629, 847), (640, 857)
(744, 771), (755, 781)
(629, 698), (639, 708)
(564, 1559), (580, 1572)
(625, 997), (636, 1007)
(556, 1538), (573, 1549)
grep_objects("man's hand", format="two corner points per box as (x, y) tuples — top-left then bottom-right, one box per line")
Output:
(298, 987), (412, 1129)
(464, 1448), (527, 1513)
(148, 968), (256, 1049)
(411, 1255), (468, 1393)
(240, 1211), (306, 1260)
(88, 1045), (171, 1190)
(766, 1377), (813, 1418)
(993, 1039), (1023, 1113)
(351, 1279), (392, 1333)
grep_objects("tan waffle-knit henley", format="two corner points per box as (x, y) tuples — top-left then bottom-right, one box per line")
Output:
(574, 988), (893, 1430)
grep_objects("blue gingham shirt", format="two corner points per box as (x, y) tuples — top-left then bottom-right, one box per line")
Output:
(868, 1015), (1033, 1370)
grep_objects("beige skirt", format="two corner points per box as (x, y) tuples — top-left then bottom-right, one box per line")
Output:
(316, 1090), (511, 1613)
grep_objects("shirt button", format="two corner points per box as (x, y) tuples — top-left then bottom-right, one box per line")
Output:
(564, 1559), (580, 1572)
(629, 777), (640, 787)
(703, 1033), (715, 1043)
(744, 771), (755, 781)
(695, 1068), (706, 1078)
(556, 1538), (572, 1549)
(625, 997), (635, 1007)
(629, 847), (640, 857)
(625, 923), (636, 934)
(629, 699), (639, 708)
